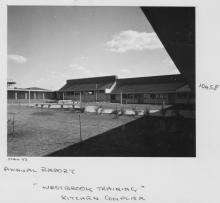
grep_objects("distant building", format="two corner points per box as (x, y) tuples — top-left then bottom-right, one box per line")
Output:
(7, 81), (55, 103)
(58, 75), (117, 102)
(110, 74), (194, 104)
(7, 79), (16, 89)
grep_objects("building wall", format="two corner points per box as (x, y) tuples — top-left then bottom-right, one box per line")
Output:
(8, 91), (16, 99)
(44, 92), (55, 99)
(17, 91), (26, 99)
(57, 91), (110, 102)
(143, 93), (169, 104)
(8, 99), (53, 104)
(175, 92), (194, 104)
(110, 92), (192, 104)
(7, 90), (55, 103)
(111, 93), (169, 104)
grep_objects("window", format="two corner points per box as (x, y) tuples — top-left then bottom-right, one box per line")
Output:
(163, 94), (168, 99)
(111, 95), (116, 100)
(123, 94), (127, 99)
(150, 94), (155, 99)
(155, 94), (160, 99)
(159, 94), (166, 99)
(177, 93), (187, 99)
(129, 94), (134, 99)
(66, 91), (74, 96)
(144, 94), (150, 99)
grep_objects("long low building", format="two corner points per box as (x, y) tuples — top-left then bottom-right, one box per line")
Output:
(57, 75), (117, 102)
(110, 74), (194, 105)
(7, 82), (55, 103)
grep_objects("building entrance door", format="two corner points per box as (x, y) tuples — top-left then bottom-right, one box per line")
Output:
(137, 94), (144, 104)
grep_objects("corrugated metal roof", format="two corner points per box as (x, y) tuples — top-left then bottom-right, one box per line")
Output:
(59, 74), (188, 93)
(59, 76), (116, 92)
(111, 74), (187, 94)
(66, 75), (116, 84)
(116, 74), (184, 85)
(59, 82), (114, 92)
(111, 83), (185, 94)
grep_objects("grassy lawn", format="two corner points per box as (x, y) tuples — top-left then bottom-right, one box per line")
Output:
(7, 105), (135, 156)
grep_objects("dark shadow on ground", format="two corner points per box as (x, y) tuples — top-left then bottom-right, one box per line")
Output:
(166, 103), (195, 111)
(46, 115), (195, 157)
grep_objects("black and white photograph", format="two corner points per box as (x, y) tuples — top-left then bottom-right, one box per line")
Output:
(3, 0), (220, 202)
(7, 6), (195, 157)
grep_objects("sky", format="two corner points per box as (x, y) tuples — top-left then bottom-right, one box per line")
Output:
(8, 6), (179, 90)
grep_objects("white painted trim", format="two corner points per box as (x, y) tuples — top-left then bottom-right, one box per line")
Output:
(7, 89), (53, 92)
(105, 81), (117, 93)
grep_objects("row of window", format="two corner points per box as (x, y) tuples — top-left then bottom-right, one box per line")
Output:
(64, 90), (105, 96)
(143, 94), (168, 99)
(114, 93), (192, 100)
(63, 92), (193, 99)
(177, 93), (195, 99)
(146, 93), (192, 99)
(120, 93), (169, 99)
